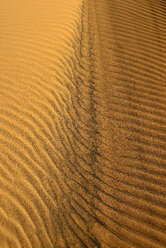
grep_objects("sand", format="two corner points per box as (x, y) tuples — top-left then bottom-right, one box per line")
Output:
(0, 0), (166, 247)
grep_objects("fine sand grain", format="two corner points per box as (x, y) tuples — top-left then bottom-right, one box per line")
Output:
(0, 0), (166, 247)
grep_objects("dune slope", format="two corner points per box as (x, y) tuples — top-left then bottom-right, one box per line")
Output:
(0, 0), (166, 247)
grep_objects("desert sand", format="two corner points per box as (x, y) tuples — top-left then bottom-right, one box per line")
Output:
(0, 0), (166, 247)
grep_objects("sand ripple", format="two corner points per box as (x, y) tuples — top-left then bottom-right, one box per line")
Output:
(0, 0), (166, 247)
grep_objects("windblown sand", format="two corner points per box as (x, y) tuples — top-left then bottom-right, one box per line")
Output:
(0, 0), (166, 247)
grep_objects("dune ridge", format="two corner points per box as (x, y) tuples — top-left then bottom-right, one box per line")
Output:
(0, 0), (166, 247)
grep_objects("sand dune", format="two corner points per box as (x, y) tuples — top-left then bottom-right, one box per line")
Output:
(0, 0), (166, 247)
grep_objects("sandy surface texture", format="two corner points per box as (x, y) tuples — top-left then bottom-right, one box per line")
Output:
(0, 0), (166, 247)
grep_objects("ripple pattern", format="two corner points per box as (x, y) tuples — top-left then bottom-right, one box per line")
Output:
(0, 0), (166, 247)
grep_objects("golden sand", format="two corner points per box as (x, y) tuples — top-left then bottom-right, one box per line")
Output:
(0, 0), (166, 247)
